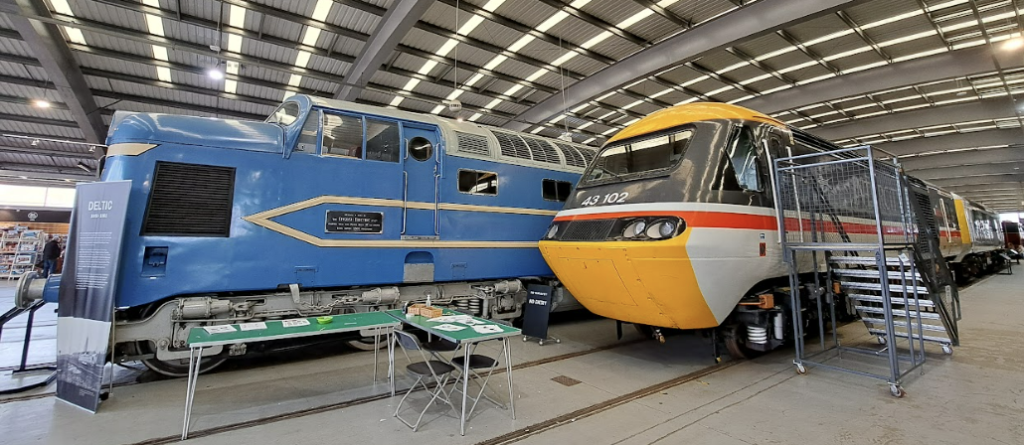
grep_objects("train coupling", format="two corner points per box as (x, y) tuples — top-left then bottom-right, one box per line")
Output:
(15, 271), (60, 309)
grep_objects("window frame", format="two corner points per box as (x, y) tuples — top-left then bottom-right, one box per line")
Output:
(542, 178), (573, 202)
(724, 125), (764, 193)
(320, 112), (365, 160)
(457, 169), (499, 196)
(579, 125), (695, 187)
(266, 102), (302, 127)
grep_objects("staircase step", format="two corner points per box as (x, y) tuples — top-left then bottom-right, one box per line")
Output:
(861, 317), (947, 332)
(867, 328), (951, 345)
(829, 256), (912, 267)
(855, 306), (941, 319)
(847, 293), (934, 307)
(833, 269), (922, 280)
(841, 281), (929, 294)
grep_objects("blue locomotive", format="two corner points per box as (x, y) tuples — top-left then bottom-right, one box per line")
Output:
(17, 95), (594, 375)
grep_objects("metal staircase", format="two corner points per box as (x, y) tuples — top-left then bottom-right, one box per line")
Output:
(830, 251), (956, 355)
(773, 145), (961, 397)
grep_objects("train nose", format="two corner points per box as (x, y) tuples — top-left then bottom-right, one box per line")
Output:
(539, 232), (719, 329)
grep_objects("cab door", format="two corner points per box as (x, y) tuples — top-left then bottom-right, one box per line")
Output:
(402, 123), (441, 239)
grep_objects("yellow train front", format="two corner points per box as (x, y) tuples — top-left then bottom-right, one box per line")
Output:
(539, 103), (797, 355)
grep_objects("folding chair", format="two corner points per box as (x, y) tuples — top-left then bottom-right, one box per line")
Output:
(393, 329), (458, 431)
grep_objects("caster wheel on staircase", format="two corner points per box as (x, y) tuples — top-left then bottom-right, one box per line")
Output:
(942, 344), (953, 355)
(795, 363), (807, 375)
(890, 384), (905, 398)
(877, 336), (887, 345)
(523, 337), (528, 342)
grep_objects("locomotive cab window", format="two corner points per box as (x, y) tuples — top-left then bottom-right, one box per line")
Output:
(365, 118), (400, 163)
(543, 179), (573, 202)
(459, 170), (498, 195)
(267, 102), (301, 126)
(583, 129), (693, 185)
(715, 126), (762, 192)
(322, 113), (363, 159)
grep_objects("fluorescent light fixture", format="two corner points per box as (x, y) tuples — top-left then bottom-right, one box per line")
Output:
(33, 100), (51, 108)
(1003, 38), (1024, 51)
(208, 67), (224, 80)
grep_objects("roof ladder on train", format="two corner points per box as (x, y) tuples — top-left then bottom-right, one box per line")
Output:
(773, 145), (958, 397)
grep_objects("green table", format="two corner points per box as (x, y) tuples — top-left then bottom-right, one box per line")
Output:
(182, 312), (400, 440)
(385, 309), (520, 435)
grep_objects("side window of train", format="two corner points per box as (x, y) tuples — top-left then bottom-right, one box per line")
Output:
(322, 113), (363, 159)
(295, 111), (320, 152)
(458, 170), (498, 196)
(267, 102), (300, 126)
(542, 179), (573, 202)
(714, 126), (762, 192)
(365, 118), (400, 163)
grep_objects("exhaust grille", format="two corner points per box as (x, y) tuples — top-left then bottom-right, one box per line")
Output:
(142, 161), (235, 237)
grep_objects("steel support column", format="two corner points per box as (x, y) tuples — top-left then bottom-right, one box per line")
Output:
(0, 0), (106, 148)
(506, 0), (867, 131)
(336, 0), (433, 101)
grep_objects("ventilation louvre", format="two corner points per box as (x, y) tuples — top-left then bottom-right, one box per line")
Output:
(455, 131), (490, 156)
(491, 130), (532, 160)
(522, 136), (562, 164)
(142, 162), (235, 237)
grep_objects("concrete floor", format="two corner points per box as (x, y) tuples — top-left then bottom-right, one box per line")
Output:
(1, 271), (1022, 445)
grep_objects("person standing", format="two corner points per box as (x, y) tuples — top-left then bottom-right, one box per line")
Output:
(42, 235), (60, 278)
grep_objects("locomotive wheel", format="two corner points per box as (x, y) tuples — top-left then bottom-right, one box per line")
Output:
(722, 324), (764, 360)
(132, 301), (227, 377)
(137, 341), (227, 378)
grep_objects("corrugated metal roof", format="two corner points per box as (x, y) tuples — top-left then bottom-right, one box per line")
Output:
(67, 0), (148, 33)
(330, 5), (379, 36)
(0, 102), (74, 122)
(260, 15), (305, 43)
(0, 83), (59, 103)
(0, 120), (83, 139)
(678, 0), (738, 25)
(0, 61), (34, 79)
(0, 37), (34, 58)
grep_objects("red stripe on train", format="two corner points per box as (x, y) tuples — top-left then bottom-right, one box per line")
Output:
(554, 210), (932, 236)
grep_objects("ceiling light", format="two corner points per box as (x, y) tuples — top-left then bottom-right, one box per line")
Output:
(208, 67), (225, 80)
(33, 100), (50, 108)
(1002, 38), (1024, 51)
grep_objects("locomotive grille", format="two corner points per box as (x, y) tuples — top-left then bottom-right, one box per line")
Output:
(560, 219), (616, 241)
(554, 142), (585, 168)
(522, 136), (562, 164)
(142, 161), (235, 237)
(455, 131), (490, 156)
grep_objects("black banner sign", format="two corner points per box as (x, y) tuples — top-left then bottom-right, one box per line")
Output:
(0, 208), (72, 223)
(325, 211), (383, 233)
(523, 284), (553, 340)
(56, 181), (131, 412)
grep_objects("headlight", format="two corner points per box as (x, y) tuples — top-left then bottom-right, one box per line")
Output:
(545, 224), (559, 239)
(645, 219), (678, 240)
(623, 220), (646, 238)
